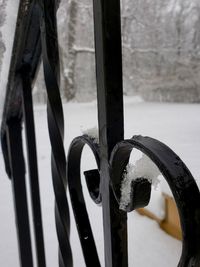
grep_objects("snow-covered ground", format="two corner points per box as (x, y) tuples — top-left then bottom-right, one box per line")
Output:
(2, 97), (200, 266)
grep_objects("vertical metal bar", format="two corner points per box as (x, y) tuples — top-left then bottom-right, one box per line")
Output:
(21, 67), (46, 267)
(93, 0), (128, 266)
(41, 1), (73, 266)
(6, 117), (34, 267)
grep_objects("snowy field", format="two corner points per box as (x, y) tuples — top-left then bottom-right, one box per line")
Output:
(1, 97), (200, 266)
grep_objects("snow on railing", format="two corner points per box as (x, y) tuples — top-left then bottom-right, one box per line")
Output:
(81, 126), (99, 143)
(120, 154), (160, 211)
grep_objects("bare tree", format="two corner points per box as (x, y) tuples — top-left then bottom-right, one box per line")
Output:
(58, 0), (78, 100)
(0, 0), (7, 74)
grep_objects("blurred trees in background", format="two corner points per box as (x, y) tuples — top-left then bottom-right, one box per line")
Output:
(0, 0), (6, 75)
(1, 0), (200, 103)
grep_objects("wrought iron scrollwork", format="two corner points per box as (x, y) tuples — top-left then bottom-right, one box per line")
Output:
(1, 0), (200, 267)
(67, 135), (101, 266)
(67, 132), (200, 267)
(110, 135), (200, 266)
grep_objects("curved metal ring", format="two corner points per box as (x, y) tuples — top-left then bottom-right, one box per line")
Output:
(110, 135), (200, 266)
(67, 135), (101, 267)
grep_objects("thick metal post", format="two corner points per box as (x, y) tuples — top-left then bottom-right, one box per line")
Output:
(93, 0), (128, 266)
(6, 118), (34, 267)
(21, 67), (46, 267)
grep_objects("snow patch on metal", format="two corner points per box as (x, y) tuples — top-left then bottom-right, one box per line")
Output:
(82, 126), (99, 143)
(120, 154), (161, 211)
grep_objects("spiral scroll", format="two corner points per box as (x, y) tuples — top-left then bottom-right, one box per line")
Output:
(110, 135), (200, 266)
(67, 135), (101, 267)
(40, 1), (73, 266)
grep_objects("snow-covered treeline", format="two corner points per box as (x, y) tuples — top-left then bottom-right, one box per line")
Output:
(121, 0), (200, 102)
(0, 0), (6, 75)
(55, 0), (200, 102)
(1, 0), (200, 103)
(0, 0), (19, 115)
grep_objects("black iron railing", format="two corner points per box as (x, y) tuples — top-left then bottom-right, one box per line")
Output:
(1, 0), (200, 266)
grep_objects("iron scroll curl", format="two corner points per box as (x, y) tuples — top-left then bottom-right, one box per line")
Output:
(67, 135), (101, 267)
(110, 135), (200, 267)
